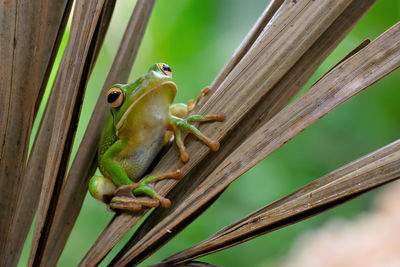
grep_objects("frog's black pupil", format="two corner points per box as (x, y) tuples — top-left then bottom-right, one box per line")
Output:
(107, 91), (120, 103)
(162, 64), (171, 72)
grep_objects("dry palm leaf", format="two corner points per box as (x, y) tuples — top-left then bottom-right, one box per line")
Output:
(32, 1), (74, 119)
(81, 0), (379, 265)
(159, 19), (400, 263)
(3, 0), (398, 266)
(164, 138), (400, 264)
(112, 17), (400, 267)
(35, 1), (155, 266)
(0, 0), (72, 265)
(27, 0), (113, 265)
(111, 22), (375, 267)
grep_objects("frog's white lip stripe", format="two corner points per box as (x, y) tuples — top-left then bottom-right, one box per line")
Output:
(116, 80), (177, 132)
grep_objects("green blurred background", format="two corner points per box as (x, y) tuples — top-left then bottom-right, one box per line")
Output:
(20, 1), (399, 266)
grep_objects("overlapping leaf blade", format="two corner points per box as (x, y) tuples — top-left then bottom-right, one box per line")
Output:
(27, 0), (110, 265)
(110, 1), (378, 264)
(160, 20), (400, 264)
(81, 0), (381, 265)
(39, 0), (155, 265)
(0, 0), (73, 265)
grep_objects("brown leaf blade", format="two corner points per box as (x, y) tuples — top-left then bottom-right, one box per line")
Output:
(33, 0), (74, 119)
(157, 20), (400, 264)
(5, 1), (73, 265)
(209, 0), (285, 92)
(26, 1), (119, 266)
(41, 0), (155, 266)
(79, 0), (286, 264)
(165, 139), (400, 264)
(27, 0), (108, 265)
(110, 1), (377, 265)
(0, 0), (71, 265)
(169, 20), (400, 230)
(83, 1), (366, 264)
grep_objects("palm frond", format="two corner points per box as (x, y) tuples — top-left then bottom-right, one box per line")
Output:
(164, 137), (400, 264)
(112, 17), (400, 266)
(82, 0), (379, 265)
(0, 0), (72, 265)
(2, 0), (399, 266)
(27, 1), (110, 265)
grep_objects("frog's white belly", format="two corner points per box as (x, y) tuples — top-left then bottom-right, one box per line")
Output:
(117, 128), (166, 182)
(113, 88), (173, 182)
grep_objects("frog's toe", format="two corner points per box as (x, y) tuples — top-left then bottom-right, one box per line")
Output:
(110, 196), (143, 211)
(180, 150), (190, 162)
(158, 196), (171, 208)
(208, 139), (220, 151)
(213, 111), (225, 121)
(110, 195), (160, 211)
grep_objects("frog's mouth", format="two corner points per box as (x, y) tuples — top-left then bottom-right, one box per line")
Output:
(115, 80), (177, 132)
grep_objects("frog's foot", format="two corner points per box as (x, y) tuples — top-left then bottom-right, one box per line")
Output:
(110, 169), (182, 211)
(170, 112), (225, 162)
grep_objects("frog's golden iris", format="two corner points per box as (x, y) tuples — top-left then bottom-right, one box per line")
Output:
(158, 63), (172, 77)
(106, 87), (125, 108)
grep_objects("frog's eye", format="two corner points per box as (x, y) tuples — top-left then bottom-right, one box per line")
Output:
(106, 87), (125, 108)
(158, 63), (172, 77)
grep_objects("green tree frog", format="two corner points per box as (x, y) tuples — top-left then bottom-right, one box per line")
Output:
(89, 63), (224, 211)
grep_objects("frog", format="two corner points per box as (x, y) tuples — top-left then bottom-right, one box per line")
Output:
(89, 63), (224, 211)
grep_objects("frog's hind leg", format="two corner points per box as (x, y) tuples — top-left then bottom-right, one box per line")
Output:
(110, 169), (182, 211)
(89, 175), (117, 204)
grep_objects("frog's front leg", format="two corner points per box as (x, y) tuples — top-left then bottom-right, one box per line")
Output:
(169, 114), (224, 162)
(169, 94), (224, 163)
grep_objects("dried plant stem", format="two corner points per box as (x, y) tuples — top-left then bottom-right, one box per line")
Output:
(110, 1), (376, 265)
(33, 1), (74, 119)
(160, 21), (400, 264)
(38, 1), (155, 266)
(27, 0), (108, 265)
(82, 0), (368, 265)
(0, 0), (72, 265)
(165, 139), (400, 264)
(209, 0), (285, 93)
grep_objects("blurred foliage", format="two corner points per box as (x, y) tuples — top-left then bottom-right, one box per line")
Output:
(19, 1), (399, 266)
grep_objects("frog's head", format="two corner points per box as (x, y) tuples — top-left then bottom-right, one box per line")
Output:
(106, 63), (177, 133)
